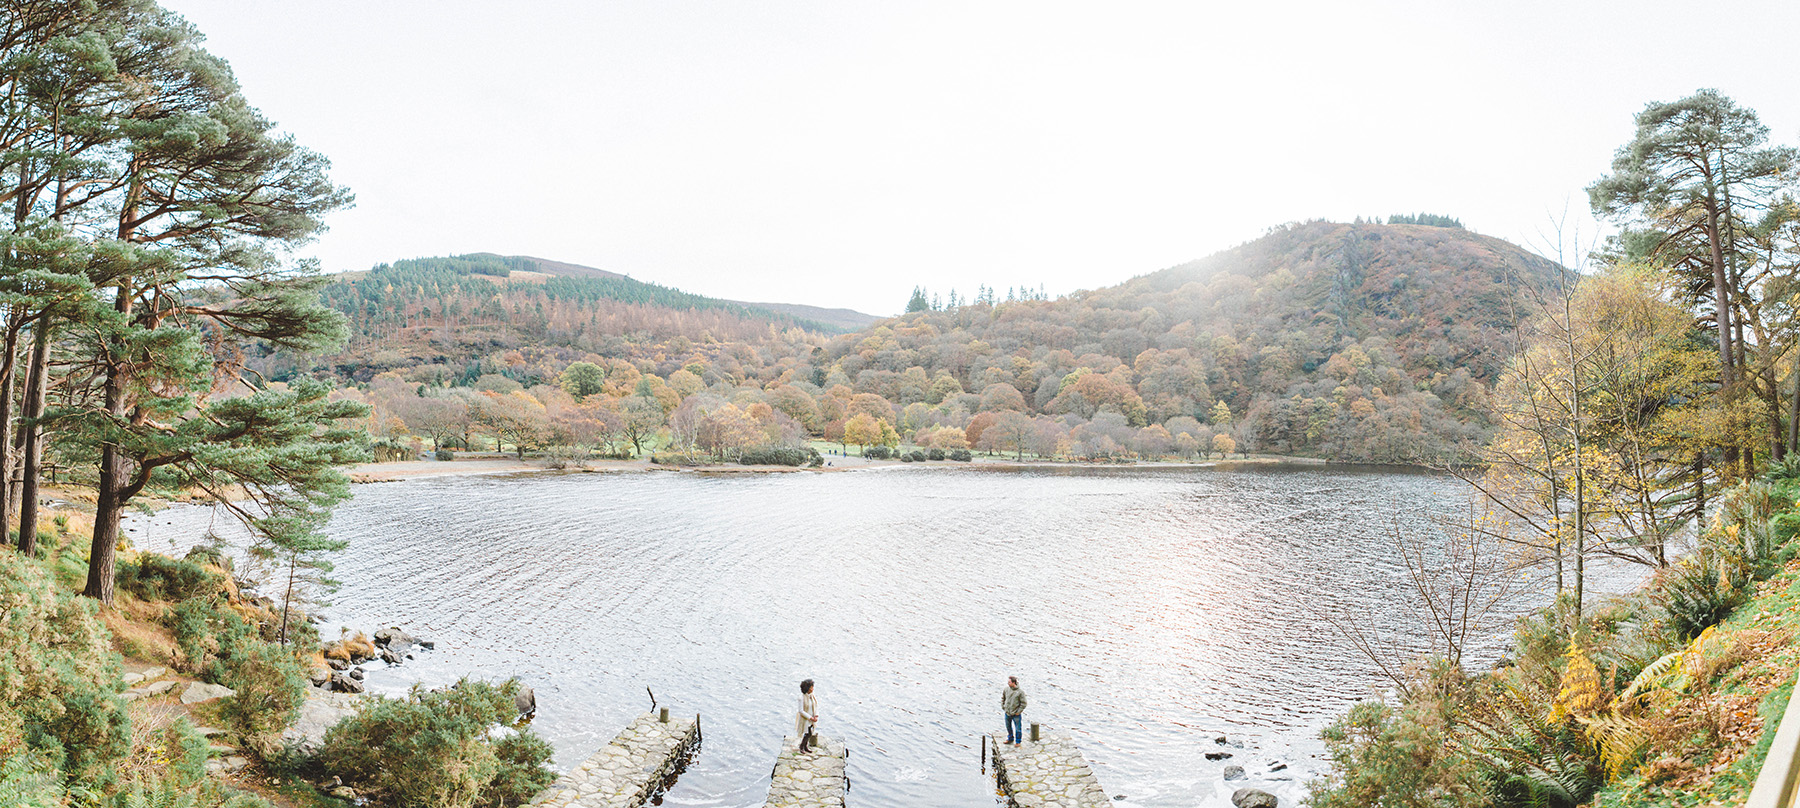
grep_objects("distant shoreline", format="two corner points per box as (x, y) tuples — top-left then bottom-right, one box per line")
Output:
(345, 453), (1431, 483)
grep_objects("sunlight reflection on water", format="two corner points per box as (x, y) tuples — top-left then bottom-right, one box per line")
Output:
(126, 465), (1646, 807)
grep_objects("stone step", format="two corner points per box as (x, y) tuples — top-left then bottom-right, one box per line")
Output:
(528, 710), (701, 808)
(988, 727), (1110, 808)
(765, 733), (848, 808)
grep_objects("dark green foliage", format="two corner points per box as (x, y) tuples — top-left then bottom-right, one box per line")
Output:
(316, 678), (555, 808)
(1765, 455), (1800, 482)
(906, 286), (931, 313)
(166, 719), (213, 792)
(949, 449), (973, 461)
(1310, 697), (1485, 808)
(1386, 213), (1464, 228)
(480, 732), (558, 808)
(736, 447), (823, 467)
(905, 450), (927, 462)
(435, 449), (455, 461)
(168, 598), (255, 675)
(115, 554), (226, 602)
(927, 448), (946, 461)
(214, 641), (308, 749)
(183, 545), (234, 574)
(865, 446), (893, 459)
(1654, 553), (1749, 641)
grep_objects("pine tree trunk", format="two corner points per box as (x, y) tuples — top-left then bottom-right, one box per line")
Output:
(0, 322), (20, 542)
(16, 320), (50, 555)
(84, 289), (132, 604)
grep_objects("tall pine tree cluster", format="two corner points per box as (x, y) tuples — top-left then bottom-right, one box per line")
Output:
(1, 0), (367, 603)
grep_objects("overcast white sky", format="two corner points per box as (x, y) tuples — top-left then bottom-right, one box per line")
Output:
(162, 0), (1800, 316)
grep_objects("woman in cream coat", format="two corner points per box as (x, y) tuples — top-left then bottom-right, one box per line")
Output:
(795, 679), (818, 753)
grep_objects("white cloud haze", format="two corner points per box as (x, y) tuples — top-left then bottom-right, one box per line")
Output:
(163, 0), (1800, 315)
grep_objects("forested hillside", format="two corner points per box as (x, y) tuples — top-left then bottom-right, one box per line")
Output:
(268, 253), (852, 384)
(809, 220), (1568, 461)
(333, 221), (1569, 465)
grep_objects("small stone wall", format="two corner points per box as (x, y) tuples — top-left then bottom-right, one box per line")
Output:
(529, 711), (701, 808)
(988, 728), (1110, 808)
(764, 733), (848, 808)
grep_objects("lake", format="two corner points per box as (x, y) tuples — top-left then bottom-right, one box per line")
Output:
(123, 464), (1638, 807)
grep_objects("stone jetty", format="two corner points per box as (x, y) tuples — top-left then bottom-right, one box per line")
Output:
(988, 728), (1110, 807)
(764, 733), (848, 808)
(529, 711), (700, 808)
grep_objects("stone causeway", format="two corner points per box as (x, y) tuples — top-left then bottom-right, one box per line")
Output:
(764, 732), (848, 808)
(528, 710), (700, 808)
(988, 727), (1110, 808)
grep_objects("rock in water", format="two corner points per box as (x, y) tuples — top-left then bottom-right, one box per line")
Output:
(1223, 765), (1246, 780)
(516, 685), (537, 720)
(179, 682), (237, 705)
(1206, 751), (1233, 760)
(1232, 788), (1279, 808)
(373, 626), (416, 652)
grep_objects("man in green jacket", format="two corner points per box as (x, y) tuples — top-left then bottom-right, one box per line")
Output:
(1002, 676), (1027, 745)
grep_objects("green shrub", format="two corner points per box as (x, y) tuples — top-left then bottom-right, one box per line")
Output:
(927, 448), (946, 461)
(434, 449), (455, 461)
(905, 450), (927, 462)
(1310, 696), (1487, 808)
(1654, 553), (1748, 642)
(949, 449), (973, 462)
(864, 446), (892, 459)
(317, 678), (555, 808)
(169, 598), (255, 673)
(736, 447), (823, 467)
(167, 718), (212, 791)
(183, 545), (234, 574)
(0, 551), (130, 785)
(215, 642), (308, 751)
(480, 731), (558, 808)
(116, 554), (225, 602)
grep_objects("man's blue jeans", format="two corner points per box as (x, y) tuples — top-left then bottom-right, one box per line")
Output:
(1006, 714), (1023, 744)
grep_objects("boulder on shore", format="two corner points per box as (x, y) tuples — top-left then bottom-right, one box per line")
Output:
(1233, 788), (1278, 808)
(281, 688), (364, 753)
(329, 671), (365, 694)
(516, 685), (537, 720)
(1223, 765), (1246, 780)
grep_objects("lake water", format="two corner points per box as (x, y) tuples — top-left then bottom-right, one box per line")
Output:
(124, 464), (1639, 807)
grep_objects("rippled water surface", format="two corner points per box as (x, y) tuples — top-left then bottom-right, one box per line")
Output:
(127, 465), (1628, 807)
